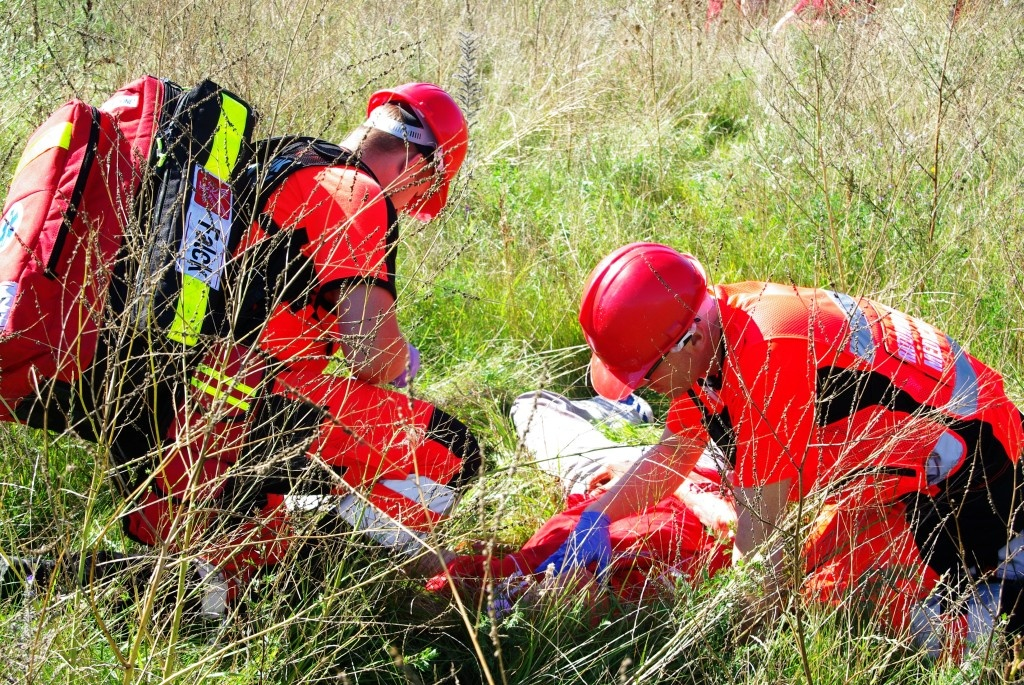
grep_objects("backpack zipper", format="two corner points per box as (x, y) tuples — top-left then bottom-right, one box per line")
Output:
(45, 106), (101, 278)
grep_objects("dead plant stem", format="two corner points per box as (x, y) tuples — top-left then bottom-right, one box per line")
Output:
(929, 18), (955, 242)
(814, 44), (844, 287)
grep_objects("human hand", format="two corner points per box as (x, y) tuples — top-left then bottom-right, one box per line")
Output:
(584, 460), (636, 495)
(534, 511), (612, 579)
(731, 587), (783, 646)
(677, 484), (736, 541)
(408, 545), (457, 577)
(730, 556), (789, 646)
(391, 343), (420, 388)
(517, 565), (609, 622)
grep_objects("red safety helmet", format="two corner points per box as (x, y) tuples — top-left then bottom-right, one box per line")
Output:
(580, 243), (709, 400)
(367, 83), (469, 221)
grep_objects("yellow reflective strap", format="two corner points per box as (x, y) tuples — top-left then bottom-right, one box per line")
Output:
(167, 274), (209, 346)
(204, 93), (250, 182)
(15, 121), (74, 178)
(190, 376), (251, 411)
(195, 363), (256, 397)
(167, 91), (252, 347)
(190, 362), (257, 411)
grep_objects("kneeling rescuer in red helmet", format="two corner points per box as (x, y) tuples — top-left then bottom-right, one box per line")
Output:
(0, 83), (481, 610)
(542, 242), (1024, 655)
(120, 83), (484, 598)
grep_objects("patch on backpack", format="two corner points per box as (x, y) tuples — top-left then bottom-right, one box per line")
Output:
(179, 166), (231, 290)
(100, 94), (140, 112)
(0, 201), (24, 252)
(880, 308), (947, 376)
(0, 281), (18, 331)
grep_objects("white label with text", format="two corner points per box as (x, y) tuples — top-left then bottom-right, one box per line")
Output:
(178, 165), (232, 290)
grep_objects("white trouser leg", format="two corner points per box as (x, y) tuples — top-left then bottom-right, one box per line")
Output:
(284, 475), (457, 558)
(510, 390), (649, 496)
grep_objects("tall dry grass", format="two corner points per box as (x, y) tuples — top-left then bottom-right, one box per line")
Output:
(1, 0), (1023, 682)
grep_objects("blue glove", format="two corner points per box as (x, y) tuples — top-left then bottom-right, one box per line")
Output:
(535, 510), (612, 579)
(391, 343), (420, 388)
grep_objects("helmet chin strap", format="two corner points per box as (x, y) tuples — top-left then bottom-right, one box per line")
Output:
(385, 162), (443, 200)
(698, 293), (726, 378)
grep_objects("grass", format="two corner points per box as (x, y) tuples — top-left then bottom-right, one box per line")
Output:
(3, 0), (1024, 682)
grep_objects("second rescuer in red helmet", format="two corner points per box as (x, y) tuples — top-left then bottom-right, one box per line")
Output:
(542, 242), (1024, 657)
(120, 83), (481, 614)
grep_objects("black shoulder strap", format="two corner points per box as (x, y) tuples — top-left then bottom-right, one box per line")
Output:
(230, 137), (394, 252)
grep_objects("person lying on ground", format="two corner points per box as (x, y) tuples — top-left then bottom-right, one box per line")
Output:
(425, 390), (734, 618)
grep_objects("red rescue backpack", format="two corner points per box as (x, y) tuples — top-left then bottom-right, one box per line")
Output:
(0, 99), (135, 421)
(0, 76), (255, 432)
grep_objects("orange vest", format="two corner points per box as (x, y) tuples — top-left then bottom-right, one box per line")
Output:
(229, 161), (398, 367)
(668, 282), (1024, 502)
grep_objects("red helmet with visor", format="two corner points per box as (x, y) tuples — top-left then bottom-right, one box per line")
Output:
(367, 83), (469, 221)
(580, 243), (709, 400)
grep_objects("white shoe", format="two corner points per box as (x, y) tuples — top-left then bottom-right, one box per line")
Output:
(510, 390), (654, 430)
(616, 394), (654, 424)
(570, 394), (654, 425)
(191, 559), (230, 620)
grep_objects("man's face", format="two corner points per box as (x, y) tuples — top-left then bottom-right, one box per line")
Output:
(390, 143), (447, 219)
(643, 332), (712, 398)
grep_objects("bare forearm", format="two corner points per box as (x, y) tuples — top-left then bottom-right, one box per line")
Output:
(585, 431), (704, 521)
(342, 327), (408, 383)
(732, 480), (792, 581)
(336, 284), (409, 383)
(732, 484), (795, 634)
